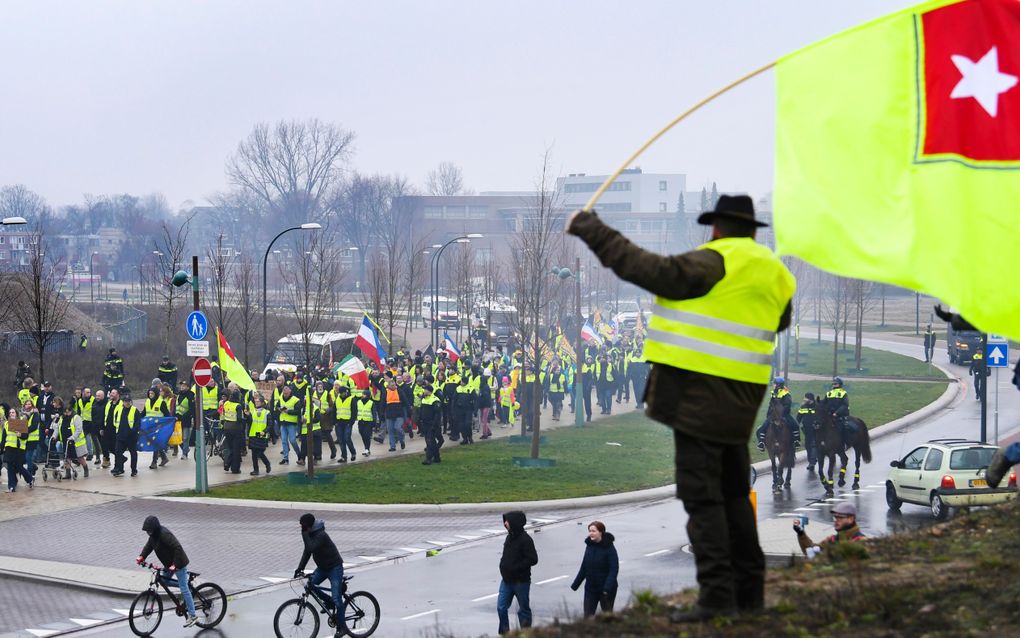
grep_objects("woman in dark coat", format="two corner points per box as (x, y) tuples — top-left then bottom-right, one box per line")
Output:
(570, 520), (619, 617)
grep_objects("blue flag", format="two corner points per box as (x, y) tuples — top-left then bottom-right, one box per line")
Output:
(137, 416), (177, 452)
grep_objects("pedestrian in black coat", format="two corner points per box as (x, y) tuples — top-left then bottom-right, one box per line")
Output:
(570, 521), (619, 617)
(497, 510), (538, 635)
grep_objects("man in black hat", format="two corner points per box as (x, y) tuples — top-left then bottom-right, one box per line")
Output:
(567, 195), (795, 621)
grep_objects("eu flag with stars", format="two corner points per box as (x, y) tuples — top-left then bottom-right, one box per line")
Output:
(137, 416), (176, 452)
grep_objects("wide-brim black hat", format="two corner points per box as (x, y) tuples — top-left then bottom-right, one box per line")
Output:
(696, 194), (768, 228)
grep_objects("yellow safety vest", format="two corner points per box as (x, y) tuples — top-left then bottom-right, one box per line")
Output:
(26, 413), (41, 442)
(145, 397), (165, 417)
(335, 395), (354, 420)
(826, 388), (847, 400)
(356, 399), (375, 422)
(278, 396), (300, 424)
(4, 420), (26, 450)
(202, 386), (219, 409)
(222, 400), (240, 422)
(301, 397), (320, 434)
(643, 237), (795, 384)
(548, 372), (565, 393)
(17, 388), (31, 407)
(248, 409), (269, 438)
(774, 388), (790, 400)
(594, 362), (614, 383)
(77, 397), (94, 422)
(499, 387), (514, 407)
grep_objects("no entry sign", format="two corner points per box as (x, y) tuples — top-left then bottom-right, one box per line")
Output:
(192, 357), (213, 388)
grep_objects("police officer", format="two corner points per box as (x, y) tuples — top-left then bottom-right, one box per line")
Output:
(796, 393), (818, 472)
(419, 383), (443, 465)
(970, 351), (989, 400)
(755, 378), (800, 451)
(103, 348), (125, 392)
(157, 356), (178, 387)
(825, 377), (850, 437)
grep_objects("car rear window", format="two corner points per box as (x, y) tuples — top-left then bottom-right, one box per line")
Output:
(949, 447), (995, 470)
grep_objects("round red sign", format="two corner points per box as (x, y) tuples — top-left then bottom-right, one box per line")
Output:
(192, 357), (213, 387)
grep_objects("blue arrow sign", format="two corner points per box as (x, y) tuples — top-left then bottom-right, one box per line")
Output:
(986, 343), (1009, 368)
(186, 311), (209, 341)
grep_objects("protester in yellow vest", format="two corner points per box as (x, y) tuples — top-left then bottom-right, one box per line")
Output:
(145, 386), (171, 470)
(276, 385), (301, 466)
(247, 394), (271, 476)
(355, 389), (376, 458)
(569, 194), (794, 618)
(4, 406), (33, 491)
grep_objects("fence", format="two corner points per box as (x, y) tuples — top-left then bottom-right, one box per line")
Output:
(100, 305), (148, 347)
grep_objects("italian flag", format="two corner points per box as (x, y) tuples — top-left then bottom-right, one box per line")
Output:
(335, 355), (370, 390)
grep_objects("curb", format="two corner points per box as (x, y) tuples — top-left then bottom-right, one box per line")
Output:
(155, 367), (960, 514)
(0, 569), (139, 597)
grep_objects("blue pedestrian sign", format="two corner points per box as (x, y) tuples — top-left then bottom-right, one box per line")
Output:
(186, 311), (209, 341)
(986, 342), (1009, 368)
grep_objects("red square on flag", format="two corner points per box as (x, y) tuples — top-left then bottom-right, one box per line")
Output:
(919, 0), (1020, 164)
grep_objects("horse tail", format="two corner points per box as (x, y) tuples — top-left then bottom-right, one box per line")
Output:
(858, 421), (872, 464)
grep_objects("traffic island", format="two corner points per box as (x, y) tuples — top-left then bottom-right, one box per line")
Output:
(287, 472), (337, 486)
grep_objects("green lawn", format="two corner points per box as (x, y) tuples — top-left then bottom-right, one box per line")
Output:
(788, 340), (940, 378)
(183, 377), (948, 503)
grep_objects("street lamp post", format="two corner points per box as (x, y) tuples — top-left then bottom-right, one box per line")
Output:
(430, 234), (483, 349)
(89, 252), (99, 305)
(262, 223), (322, 365)
(552, 257), (585, 427)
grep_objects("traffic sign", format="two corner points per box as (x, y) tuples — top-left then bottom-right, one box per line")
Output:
(192, 358), (213, 387)
(988, 334), (1008, 343)
(186, 311), (209, 340)
(187, 340), (210, 357)
(987, 343), (1009, 368)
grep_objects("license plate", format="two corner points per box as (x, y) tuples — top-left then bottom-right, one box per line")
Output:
(970, 479), (988, 488)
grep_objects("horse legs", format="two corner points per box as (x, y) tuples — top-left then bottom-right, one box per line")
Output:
(852, 448), (862, 490)
(837, 451), (849, 487)
(819, 453), (834, 496)
(770, 456), (781, 492)
(784, 462), (792, 488)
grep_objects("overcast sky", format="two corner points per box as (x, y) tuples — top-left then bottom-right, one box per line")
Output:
(0, 0), (916, 210)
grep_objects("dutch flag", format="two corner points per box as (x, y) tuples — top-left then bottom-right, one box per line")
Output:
(581, 318), (602, 345)
(443, 331), (461, 363)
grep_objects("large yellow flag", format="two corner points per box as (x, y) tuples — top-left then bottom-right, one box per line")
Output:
(216, 328), (256, 392)
(774, 0), (1020, 337)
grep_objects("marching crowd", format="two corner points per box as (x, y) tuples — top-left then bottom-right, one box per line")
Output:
(1, 336), (651, 491)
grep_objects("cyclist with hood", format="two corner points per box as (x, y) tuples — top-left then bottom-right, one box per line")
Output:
(136, 516), (197, 627)
(294, 513), (346, 636)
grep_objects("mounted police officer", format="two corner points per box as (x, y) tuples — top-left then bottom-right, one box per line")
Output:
(825, 377), (853, 444)
(796, 393), (818, 472)
(755, 377), (800, 451)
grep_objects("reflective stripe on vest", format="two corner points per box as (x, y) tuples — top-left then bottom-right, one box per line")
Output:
(357, 399), (374, 422)
(222, 401), (239, 422)
(145, 397), (164, 417)
(249, 409), (269, 438)
(336, 396), (353, 420)
(78, 397), (94, 421)
(642, 237), (795, 385)
(4, 422), (26, 450)
(278, 396), (300, 423)
(826, 388), (847, 400)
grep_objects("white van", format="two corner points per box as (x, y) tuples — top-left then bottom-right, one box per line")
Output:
(261, 331), (356, 379)
(422, 296), (460, 329)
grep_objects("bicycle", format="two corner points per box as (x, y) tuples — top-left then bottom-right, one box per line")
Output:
(203, 418), (224, 461)
(128, 561), (227, 637)
(273, 574), (380, 638)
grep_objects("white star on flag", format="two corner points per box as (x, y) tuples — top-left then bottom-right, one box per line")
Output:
(950, 46), (1018, 118)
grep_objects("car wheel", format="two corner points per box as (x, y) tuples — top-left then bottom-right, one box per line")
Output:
(930, 493), (949, 520)
(886, 482), (902, 511)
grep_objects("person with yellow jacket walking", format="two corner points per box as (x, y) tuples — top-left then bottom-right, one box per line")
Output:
(568, 195), (794, 621)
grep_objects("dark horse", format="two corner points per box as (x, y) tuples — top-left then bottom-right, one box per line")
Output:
(765, 402), (794, 491)
(815, 397), (872, 496)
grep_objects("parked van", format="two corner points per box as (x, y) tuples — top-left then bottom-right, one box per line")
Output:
(422, 296), (460, 329)
(262, 331), (356, 379)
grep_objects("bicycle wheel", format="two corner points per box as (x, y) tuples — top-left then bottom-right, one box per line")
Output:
(128, 589), (163, 637)
(343, 591), (380, 638)
(192, 582), (228, 628)
(274, 599), (319, 638)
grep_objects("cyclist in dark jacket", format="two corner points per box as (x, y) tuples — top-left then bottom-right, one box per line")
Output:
(294, 513), (346, 636)
(570, 520), (620, 617)
(137, 515), (197, 627)
(497, 510), (538, 635)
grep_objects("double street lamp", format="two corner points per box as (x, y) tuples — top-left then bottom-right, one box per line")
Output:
(429, 234), (483, 349)
(89, 251), (99, 304)
(551, 257), (585, 427)
(262, 223), (322, 365)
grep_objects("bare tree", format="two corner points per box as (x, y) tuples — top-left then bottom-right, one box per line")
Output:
(362, 252), (387, 330)
(154, 213), (194, 352)
(279, 231), (348, 371)
(507, 149), (564, 458)
(425, 161), (465, 196)
(451, 241), (477, 345)
(3, 228), (73, 382)
(329, 173), (386, 285)
(401, 236), (431, 345)
(820, 273), (852, 377)
(851, 278), (877, 370)
(227, 119), (355, 230)
(232, 253), (261, 370)
(205, 233), (236, 337)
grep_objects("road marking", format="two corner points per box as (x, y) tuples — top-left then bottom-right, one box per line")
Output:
(531, 517), (557, 523)
(401, 609), (441, 621)
(776, 513), (801, 518)
(342, 562), (358, 569)
(794, 507), (815, 511)
(399, 547), (428, 553)
(260, 576), (290, 584)
(643, 549), (671, 557)
(472, 593), (499, 602)
(870, 482), (885, 487)
(535, 575), (569, 585)
(112, 609), (130, 616)
(69, 618), (103, 627)
(26, 630), (59, 637)
(357, 555), (388, 562)
(482, 529), (506, 535)
(426, 540), (454, 546)
(454, 534), (482, 540)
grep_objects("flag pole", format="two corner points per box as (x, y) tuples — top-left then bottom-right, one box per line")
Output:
(582, 61), (776, 213)
(364, 312), (391, 345)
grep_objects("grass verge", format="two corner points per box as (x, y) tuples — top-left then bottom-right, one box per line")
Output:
(518, 498), (1020, 637)
(789, 341), (941, 378)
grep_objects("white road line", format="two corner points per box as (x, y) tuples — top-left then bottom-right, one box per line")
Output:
(426, 540), (454, 547)
(26, 630), (59, 637)
(260, 576), (289, 584)
(399, 547), (427, 553)
(531, 517), (556, 523)
(454, 534), (481, 540)
(776, 513), (801, 518)
(535, 575), (569, 585)
(69, 618), (103, 627)
(482, 529), (506, 535)
(357, 556), (388, 562)
(793, 507), (815, 511)
(342, 562), (358, 569)
(472, 593), (499, 602)
(112, 609), (130, 616)
(870, 482), (885, 487)
(401, 609), (441, 621)
(643, 549), (670, 557)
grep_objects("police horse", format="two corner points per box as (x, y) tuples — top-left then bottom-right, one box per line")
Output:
(765, 401), (795, 491)
(815, 397), (872, 496)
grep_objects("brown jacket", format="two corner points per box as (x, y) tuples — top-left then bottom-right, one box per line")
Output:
(568, 210), (791, 445)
